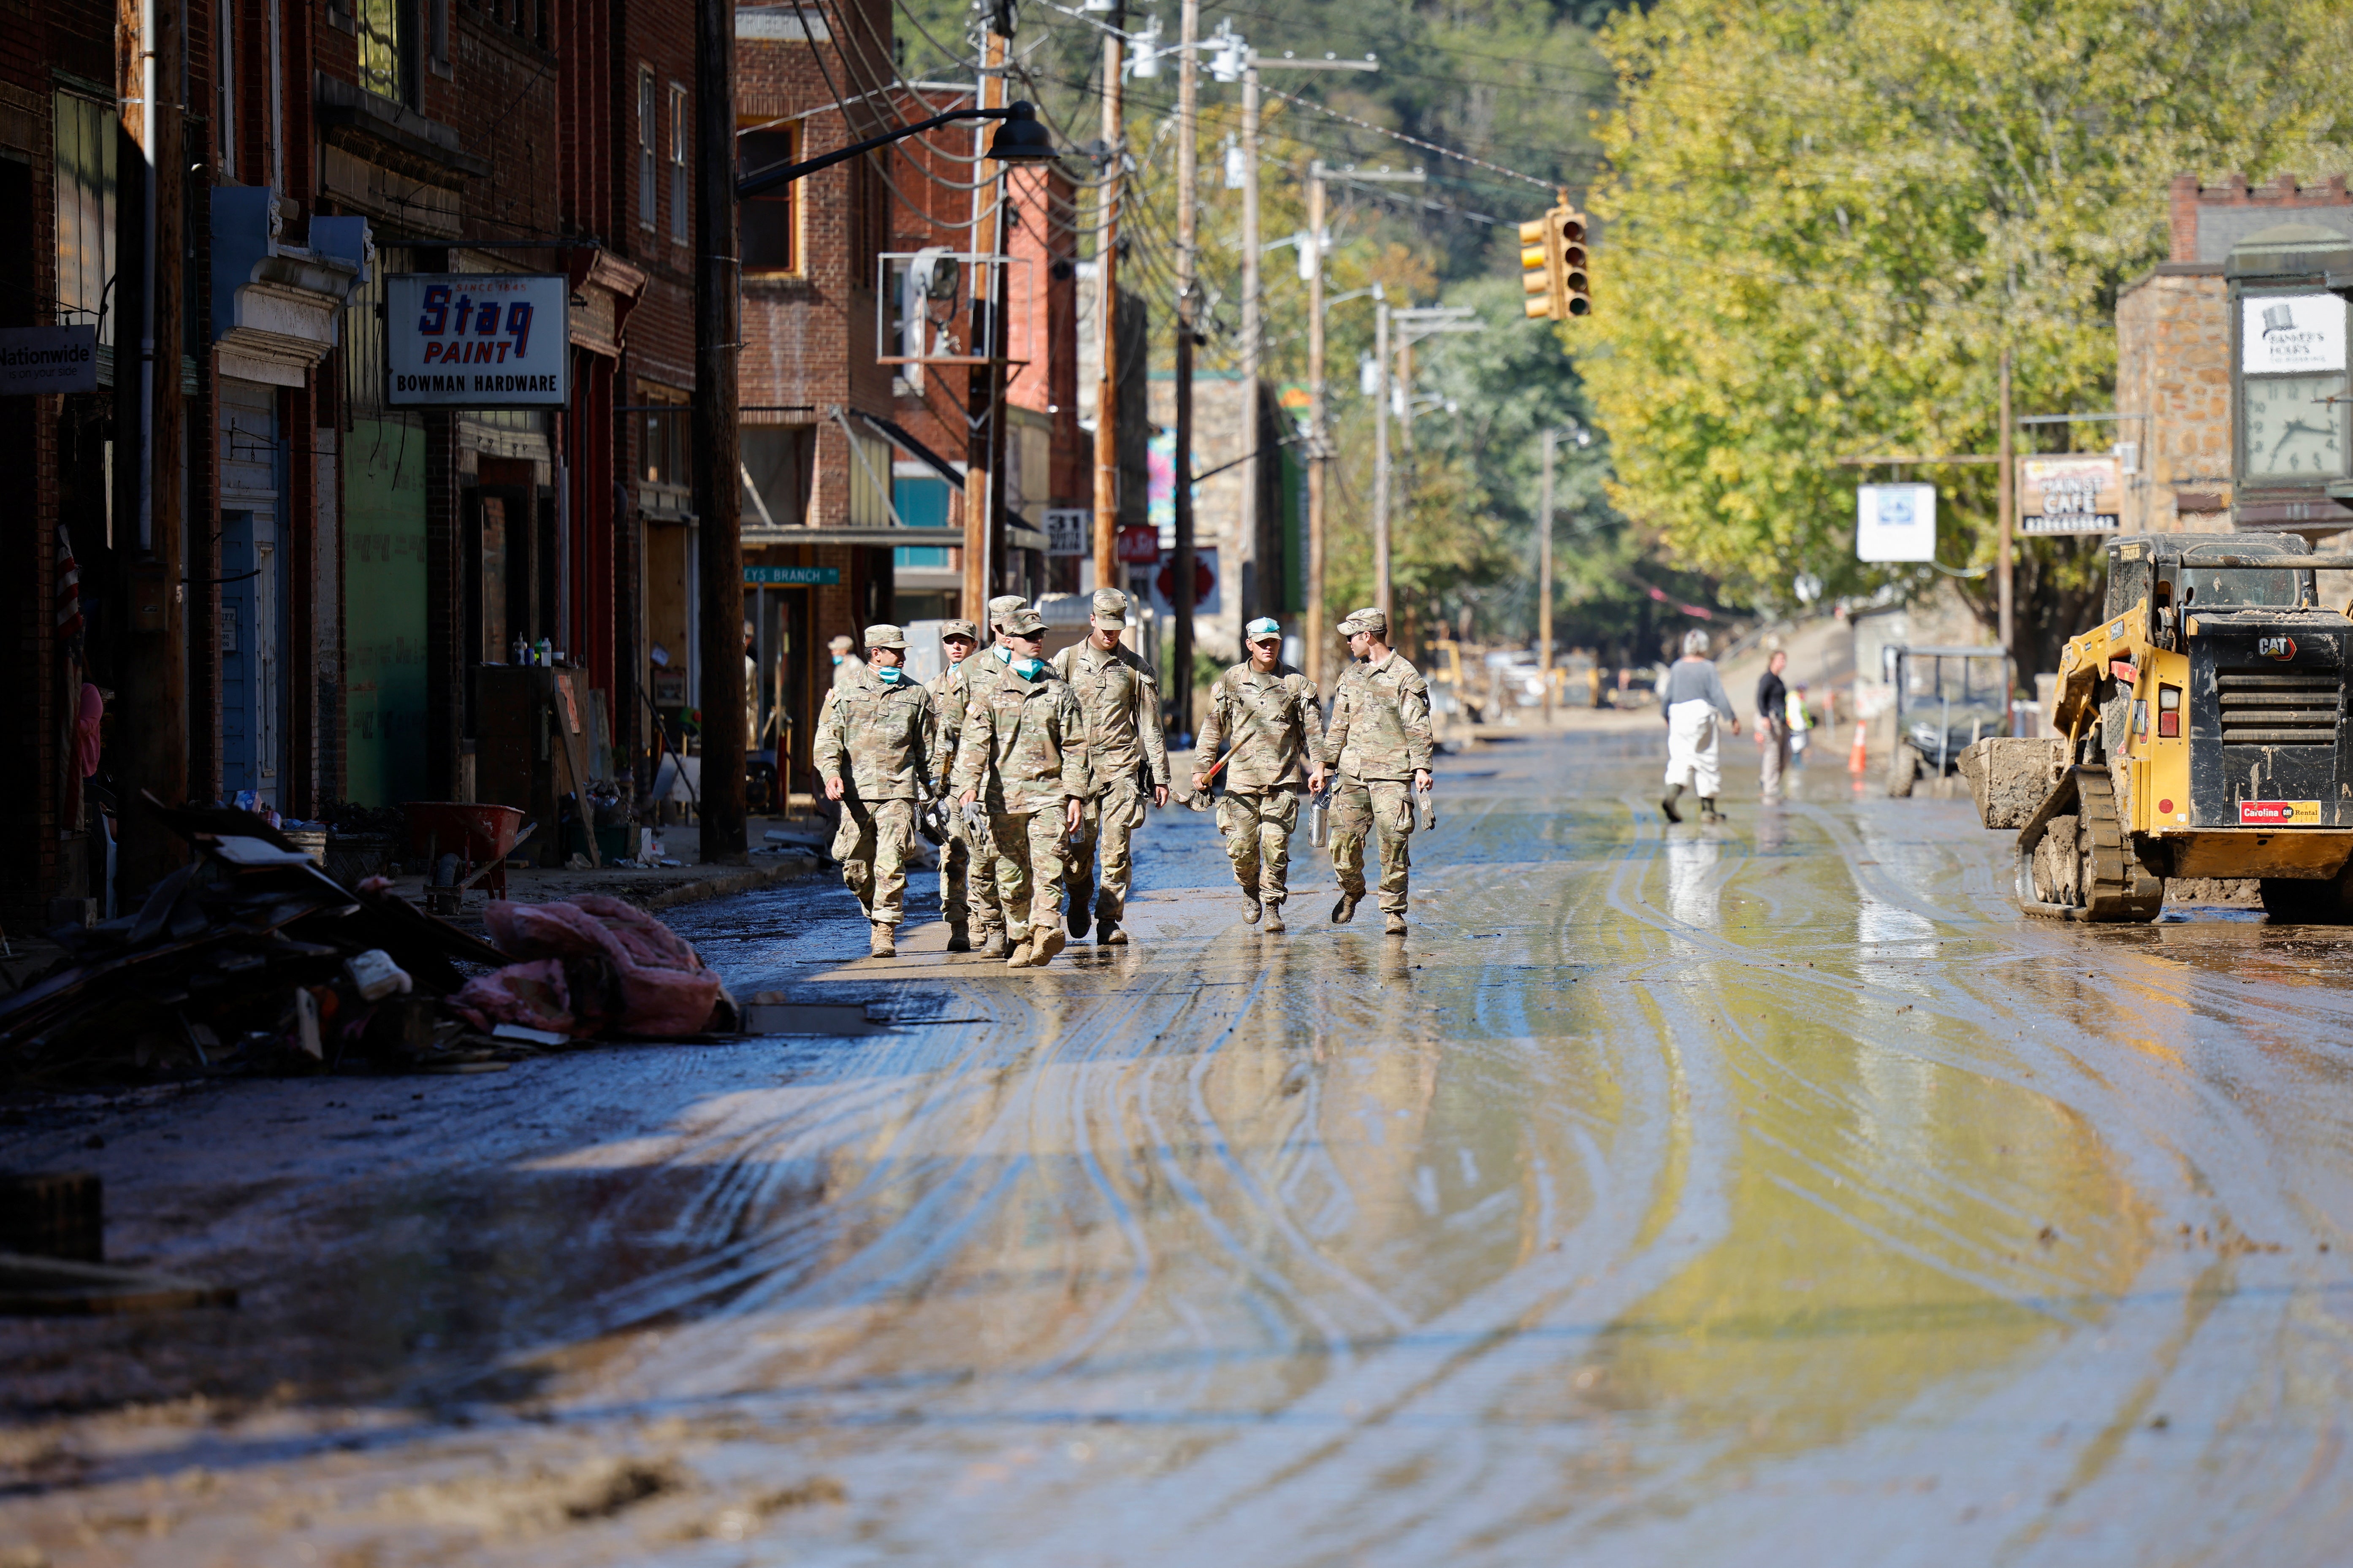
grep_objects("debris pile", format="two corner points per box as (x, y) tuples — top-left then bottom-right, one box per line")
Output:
(0, 797), (735, 1083)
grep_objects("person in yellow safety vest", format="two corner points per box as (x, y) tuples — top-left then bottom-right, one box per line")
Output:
(1787, 682), (1814, 767)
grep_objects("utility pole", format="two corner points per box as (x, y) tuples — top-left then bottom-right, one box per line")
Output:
(1539, 426), (1555, 725)
(118, 0), (187, 897)
(1304, 167), (1328, 688)
(694, 0), (746, 862)
(1236, 51), (1259, 618)
(1090, 6), (1124, 598)
(964, 21), (1012, 616)
(1372, 298), (1388, 620)
(1171, 0), (1198, 741)
(1997, 347), (2014, 665)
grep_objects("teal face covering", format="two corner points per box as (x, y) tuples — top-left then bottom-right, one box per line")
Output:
(876, 666), (905, 685)
(1010, 655), (1047, 681)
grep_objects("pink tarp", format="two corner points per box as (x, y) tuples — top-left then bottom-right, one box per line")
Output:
(451, 896), (727, 1039)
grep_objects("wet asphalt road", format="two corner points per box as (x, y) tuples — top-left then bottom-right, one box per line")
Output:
(7, 727), (2353, 1566)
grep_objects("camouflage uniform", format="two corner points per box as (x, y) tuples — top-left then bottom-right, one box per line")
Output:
(811, 626), (938, 943)
(924, 618), (988, 945)
(1322, 610), (1433, 923)
(1194, 647), (1324, 915)
(932, 595), (1030, 948)
(951, 609), (1088, 967)
(1051, 590), (1170, 940)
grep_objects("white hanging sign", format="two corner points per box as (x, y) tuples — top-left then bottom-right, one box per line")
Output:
(1855, 483), (1937, 563)
(386, 274), (571, 407)
(2242, 293), (2347, 375)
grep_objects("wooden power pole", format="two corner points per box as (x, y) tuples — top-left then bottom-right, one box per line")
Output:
(694, 0), (747, 861)
(1997, 347), (2015, 663)
(1171, 0), (1198, 740)
(964, 22), (1011, 616)
(1090, 8), (1124, 598)
(1539, 426), (1555, 725)
(1304, 168), (1327, 690)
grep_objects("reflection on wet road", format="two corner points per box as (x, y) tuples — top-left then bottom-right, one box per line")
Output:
(9, 730), (2353, 1565)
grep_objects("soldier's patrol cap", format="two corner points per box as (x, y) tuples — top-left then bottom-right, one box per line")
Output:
(939, 618), (979, 642)
(1090, 588), (1130, 628)
(1244, 616), (1282, 645)
(864, 623), (908, 651)
(1338, 607), (1388, 637)
(1001, 607), (1049, 636)
(987, 594), (1028, 631)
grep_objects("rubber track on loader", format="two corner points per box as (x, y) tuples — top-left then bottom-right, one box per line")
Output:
(2077, 768), (2164, 922)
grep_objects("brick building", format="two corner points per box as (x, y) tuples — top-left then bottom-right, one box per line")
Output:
(2115, 173), (2353, 534)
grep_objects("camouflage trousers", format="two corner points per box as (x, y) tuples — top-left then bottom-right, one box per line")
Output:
(834, 798), (917, 926)
(1071, 779), (1149, 925)
(987, 808), (1071, 940)
(1216, 787), (1301, 903)
(939, 810), (1002, 933)
(1328, 776), (1414, 915)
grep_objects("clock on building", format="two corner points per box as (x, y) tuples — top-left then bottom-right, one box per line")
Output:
(2244, 371), (2348, 480)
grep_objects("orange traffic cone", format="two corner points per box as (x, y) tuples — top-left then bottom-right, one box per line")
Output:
(1847, 720), (1869, 777)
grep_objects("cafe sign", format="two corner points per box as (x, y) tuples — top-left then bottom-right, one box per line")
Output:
(2019, 455), (2123, 534)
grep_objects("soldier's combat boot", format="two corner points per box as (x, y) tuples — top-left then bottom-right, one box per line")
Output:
(1098, 921), (1126, 945)
(1005, 931), (1042, 968)
(1262, 901), (1286, 934)
(1384, 912), (1407, 936)
(1699, 797), (1723, 825)
(1243, 886), (1262, 924)
(870, 923), (897, 959)
(1331, 892), (1360, 924)
(946, 923), (972, 953)
(1033, 926), (1067, 966)
(1660, 783), (1685, 824)
(982, 927), (1010, 959)
(1067, 864), (1096, 940)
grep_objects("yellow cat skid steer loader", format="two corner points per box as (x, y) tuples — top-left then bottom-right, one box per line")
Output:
(2002, 532), (2353, 922)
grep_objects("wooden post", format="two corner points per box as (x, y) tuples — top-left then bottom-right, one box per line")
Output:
(1373, 299), (1391, 620)
(693, 0), (747, 861)
(1997, 347), (2015, 669)
(1539, 426), (1555, 725)
(963, 26), (1009, 615)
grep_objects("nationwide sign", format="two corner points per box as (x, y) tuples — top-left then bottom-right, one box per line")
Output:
(0, 325), (99, 395)
(2018, 454), (2124, 534)
(386, 274), (571, 408)
(2242, 293), (2347, 375)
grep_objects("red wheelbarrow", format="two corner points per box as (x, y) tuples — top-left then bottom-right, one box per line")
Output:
(404, 802), (531, 908)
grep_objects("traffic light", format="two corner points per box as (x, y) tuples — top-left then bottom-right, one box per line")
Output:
(1518, 204), (1591, 322)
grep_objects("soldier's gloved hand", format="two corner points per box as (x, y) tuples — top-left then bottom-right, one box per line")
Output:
(824, 776), (846, 802)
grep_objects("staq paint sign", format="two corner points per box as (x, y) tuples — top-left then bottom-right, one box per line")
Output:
(385, 274), (571, 408)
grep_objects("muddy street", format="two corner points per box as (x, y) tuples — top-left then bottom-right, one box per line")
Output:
(7, 727), (2353, 1566)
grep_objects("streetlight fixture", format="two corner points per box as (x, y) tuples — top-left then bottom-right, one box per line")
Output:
(737, 101), (1060, 201)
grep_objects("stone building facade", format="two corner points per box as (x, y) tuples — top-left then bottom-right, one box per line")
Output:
(2115, 173), (2353, 534)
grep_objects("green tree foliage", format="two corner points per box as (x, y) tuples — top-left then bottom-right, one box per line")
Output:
(1580, 0), (2353, 665)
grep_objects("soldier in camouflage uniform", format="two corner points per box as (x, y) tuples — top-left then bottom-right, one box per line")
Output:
(931, 594), (1030, 956)
(1192, 616), (1326, 933)
(1320, 607), (1433, 935)
(923, 618), (985, 951)
(812, 624), (938, 959)
(1051, 588), (1170, 945)
(952, 606), (1088, 969)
